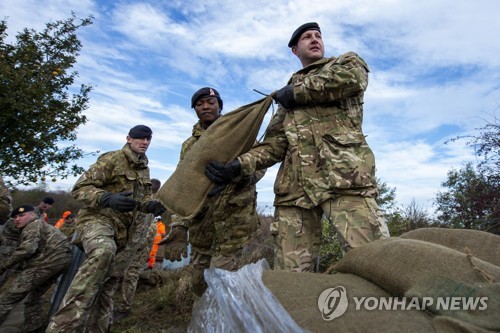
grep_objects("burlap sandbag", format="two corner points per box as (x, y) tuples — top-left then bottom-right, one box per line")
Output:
(406, 276), (500, 331)
(262, 271), (434, 333)
(433, 316), (496, 333)
(333, 238), (500, 296)
(400, 228), (500, 266)
(157, 96), (274, 218)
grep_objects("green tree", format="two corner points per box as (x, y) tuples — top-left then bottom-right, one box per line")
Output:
(386, 199), (435, 236)
(0, 13), (93, 187)
(435, 162), (498, 233)
(436, 117), (500, 233)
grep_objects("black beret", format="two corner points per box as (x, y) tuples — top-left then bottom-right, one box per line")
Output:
(288, 22), (321, 47)
(42, 197), (55, 205)
(128, 125), (152, 139)
(11, 205), (35, 218)
(191, 87), (223, 110)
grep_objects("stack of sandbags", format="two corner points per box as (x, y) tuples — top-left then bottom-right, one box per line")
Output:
(400, 227), (500, 266)
(332, 230), (500, 332)
(262, 270), (434, 332)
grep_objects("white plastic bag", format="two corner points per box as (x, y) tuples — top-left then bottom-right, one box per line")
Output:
(189, 259), (306, 333)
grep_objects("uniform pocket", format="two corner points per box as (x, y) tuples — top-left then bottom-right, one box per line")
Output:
(321, 131), (375, 189)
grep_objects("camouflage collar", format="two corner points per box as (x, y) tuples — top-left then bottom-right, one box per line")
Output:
(122, 144), (149, 169)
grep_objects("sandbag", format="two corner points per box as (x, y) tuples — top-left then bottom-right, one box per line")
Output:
(333, 238), (500, 296)
(158, 96), (274, 218)
(406, 277), (500, 331)
(262, 270), (434, 333)
(400, 228), (500, 266)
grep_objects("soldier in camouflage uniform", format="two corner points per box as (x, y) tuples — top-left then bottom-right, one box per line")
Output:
(46, 125), (166, 333)
(160, 87), (265, 297)
(0, 176), (13, 287)
(0, 205), (71, 333)
(0, 193), (49, 288)
(58, 213), (77, 241)
(0, 176), (11, 225)
(206, 23), (390, 272)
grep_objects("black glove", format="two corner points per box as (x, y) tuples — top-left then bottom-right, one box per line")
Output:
(207, 184), (227, 197)
(273, 84), (296, 109)
(205, 159), (241, 184)
(100, 192), (137, 212)
(158, 226), (188, 261)
(145, 200), (166, 216)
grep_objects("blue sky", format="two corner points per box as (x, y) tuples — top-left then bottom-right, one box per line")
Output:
(2, 0), (499, 215)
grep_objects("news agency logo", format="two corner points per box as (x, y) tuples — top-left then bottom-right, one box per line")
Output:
(317, 286), (489, 321)
(317, 286), (349, 321)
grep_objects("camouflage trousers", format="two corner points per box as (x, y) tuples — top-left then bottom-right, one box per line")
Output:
(115, 222), (156, 313)
(46, 222), (122, 333)
(0, 251), (70, 331)
(191, 246), (245, 298)
(272, 195), (390, 272)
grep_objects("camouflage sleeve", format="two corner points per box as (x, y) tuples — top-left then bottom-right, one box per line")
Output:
(238, 109), (288, 177)
(0, 176), (12, 224)
(71, 153), (115, 207)
(0, 220), (40, 270)
(170, 214), (189, 229)
(293, 52), (369, 104)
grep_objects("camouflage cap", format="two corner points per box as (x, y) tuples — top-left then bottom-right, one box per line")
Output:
(288, 22), (321, 47)
(191, 87), (223, 110)
(128, 125), (153, 139)
(11, 205), (35, 218)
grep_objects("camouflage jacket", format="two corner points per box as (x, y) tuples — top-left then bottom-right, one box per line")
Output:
(239, 52), (378, 209)
(173, 122), (265, 255)
(0, 216), (70, 272)
(0, 176), (12, 225)
(72, 144), (154, 247)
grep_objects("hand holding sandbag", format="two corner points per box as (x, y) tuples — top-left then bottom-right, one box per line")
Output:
(158, 226), (188, 261)
(205, 159), (241, 184)
(273, 84), (296, 109)
(145, 200), (166, 216)
(100, 192), (137, 212)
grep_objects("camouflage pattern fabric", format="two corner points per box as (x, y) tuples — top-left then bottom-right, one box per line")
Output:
(271, 205), (323, 272)
(46, 144), (154, 333)
(0, 219), (22, 287)
(115, 214), (156, 313)
(190, 246), (244, 297)
(0, 217), (71, 331)
(237, 53), (389, 271)
(321, 196), (390, 251)
(59, 219), (77, 241)
(0, 176), (12, 224)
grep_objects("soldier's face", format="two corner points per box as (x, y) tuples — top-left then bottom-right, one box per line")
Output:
(39, 202), (52, 211)
(194, 97), (221, 129)
(292, 29), (324, 67)
(13, 211), (35, 229)
(127, 136), (152, 154)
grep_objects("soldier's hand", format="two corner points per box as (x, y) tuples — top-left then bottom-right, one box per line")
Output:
(207, 184), (226, 197)
(205, 159), (241, 184)
(158, 226), (188, 261)
(100, 192), (137, 212)
(145, 200), (166, 216)
(273, 84), (296, 109)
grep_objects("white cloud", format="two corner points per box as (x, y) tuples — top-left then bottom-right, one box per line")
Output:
(2, 0), (499, 217)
